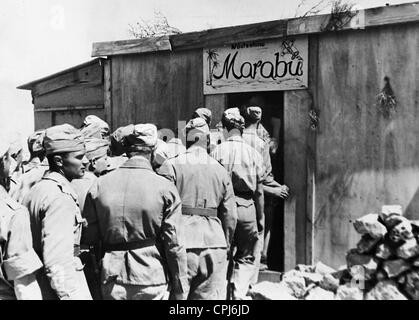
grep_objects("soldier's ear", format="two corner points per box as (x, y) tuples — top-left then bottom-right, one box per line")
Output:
(53, 154), (64, 168)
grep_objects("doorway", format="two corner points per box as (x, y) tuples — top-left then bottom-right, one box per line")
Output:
(227, 91), (285, 271)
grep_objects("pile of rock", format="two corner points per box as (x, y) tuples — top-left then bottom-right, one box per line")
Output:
(249, 205), (419, 300)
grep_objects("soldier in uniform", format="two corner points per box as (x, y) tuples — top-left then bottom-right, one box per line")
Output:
(210, 108), (265, 300)
(11, 130), (49, 203)
(240, 105), (289, 276)
(81, 124), (188, 300)
(0, 137), (43, 300)
(157, 117), (237, 299)
(23, 124), (92, 300)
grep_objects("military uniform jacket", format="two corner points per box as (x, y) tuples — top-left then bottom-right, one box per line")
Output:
(23, 171), (86, 299)
(82, 156), (188, 292)
(0, 185), (42, 299)
(157, 146), (237, 251)
(242, 128), (275, 186)
(210, 135), (264, 205)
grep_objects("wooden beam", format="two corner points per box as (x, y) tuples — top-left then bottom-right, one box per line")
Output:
(103, 59), (113, 130)
(170, 20), (287, 51)
(34, 105), (104, 112)
(305, 35), (319, 266)
(32, 63), (103, 97)
(92, 36), (172, 57)
(18, 59), (103, 90)
(287, 1), (419, 35)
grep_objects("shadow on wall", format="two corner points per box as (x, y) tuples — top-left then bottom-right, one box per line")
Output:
(314, 165), (419, 269)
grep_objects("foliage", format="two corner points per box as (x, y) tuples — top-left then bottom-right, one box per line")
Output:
(128, 11), (181, 39)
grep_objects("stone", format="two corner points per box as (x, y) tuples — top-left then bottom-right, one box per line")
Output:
(346, 249), (378, 280)
(249, 281), (297, 300)
(376, 270), (388, 282)
(380, 205), (403, 229)
(257, 270), (282, 283)
(396, 238), (419, 259)
(353, 213), (387, 238)
(389, 217), (414, 242)
(319, 273), (340, 292)
(335, 283), (364, 300)
(413, 257), (419, 267)
(365, 280), (407, 300)
(305, 286), (335, 300)
(404, 270), (419, 300)
(300, 272), (323, 286)
(375, 242), (394, 260)
(382, 259), (411, 278)
(357, 234), (382, 254)
(282, 271), (306, 299)
(295, 264), (314, 273)
(314, 261), (336, 275)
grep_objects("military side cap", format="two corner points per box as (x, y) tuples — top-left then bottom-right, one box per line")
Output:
(85, 138), (109, 160)
(83, 115), (110, 137)
(126, 123), (158, 148)
(222, 108), (245, 129)
(192, 108), (212, 126)
(43, 124), (85, 155)
(245, 106), (262, 121)
(185, 117), (210, 135)
(110, 124), (135, 156)
(27, 130), (46, 154)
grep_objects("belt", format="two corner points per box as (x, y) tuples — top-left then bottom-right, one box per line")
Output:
(234, 191), (254, 200)
(182, 206), (218, 217)
(102, 239), (156, 252)
(74, 245), (81, 257)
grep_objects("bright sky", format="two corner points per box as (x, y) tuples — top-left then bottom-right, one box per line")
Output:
(0, 0), (415, 140)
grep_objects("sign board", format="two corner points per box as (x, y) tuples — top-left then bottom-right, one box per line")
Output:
(203, 36), (308, 94)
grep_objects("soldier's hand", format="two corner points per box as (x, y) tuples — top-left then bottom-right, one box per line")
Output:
(275, 185), (289, 199)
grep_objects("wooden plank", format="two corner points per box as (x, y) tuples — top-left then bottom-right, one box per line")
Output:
(283, 89), (310, 270)
(34, 84), (104, 108)
(92, 36), (172, 57)
(313, 23), (419, 269)
(17, 59), (103, 90)
(288, 1), (419, 35)
(304, 35), (319, 266)
(88, 3), (419, 57)
(32, 62), (102, 97)
(53, 108), (105, 129)
(171, 20), (287, 51)
(103, 59), (113, 130)
(204, 94), (227, 129)
(110, 49), (204, 131)
(34, 111), (52, 130)
(35, 105), (103, 112)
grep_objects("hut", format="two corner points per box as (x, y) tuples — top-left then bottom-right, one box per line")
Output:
(18, 2), (419, 271)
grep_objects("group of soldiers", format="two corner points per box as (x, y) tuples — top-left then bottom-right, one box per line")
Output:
(0, 105), (289, 300)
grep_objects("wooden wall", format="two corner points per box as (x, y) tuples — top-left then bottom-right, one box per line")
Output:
(33, 84), (104, 130)
(313, 23), (419, 268)
(110, 49), (205, 131)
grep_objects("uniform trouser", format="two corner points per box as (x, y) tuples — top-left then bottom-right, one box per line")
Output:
(185, 248), (228, 300)
(229, 203), (259, 300)
(101, 281), (169, 300)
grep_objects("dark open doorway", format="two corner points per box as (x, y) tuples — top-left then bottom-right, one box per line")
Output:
(227, 91), (285, 271)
